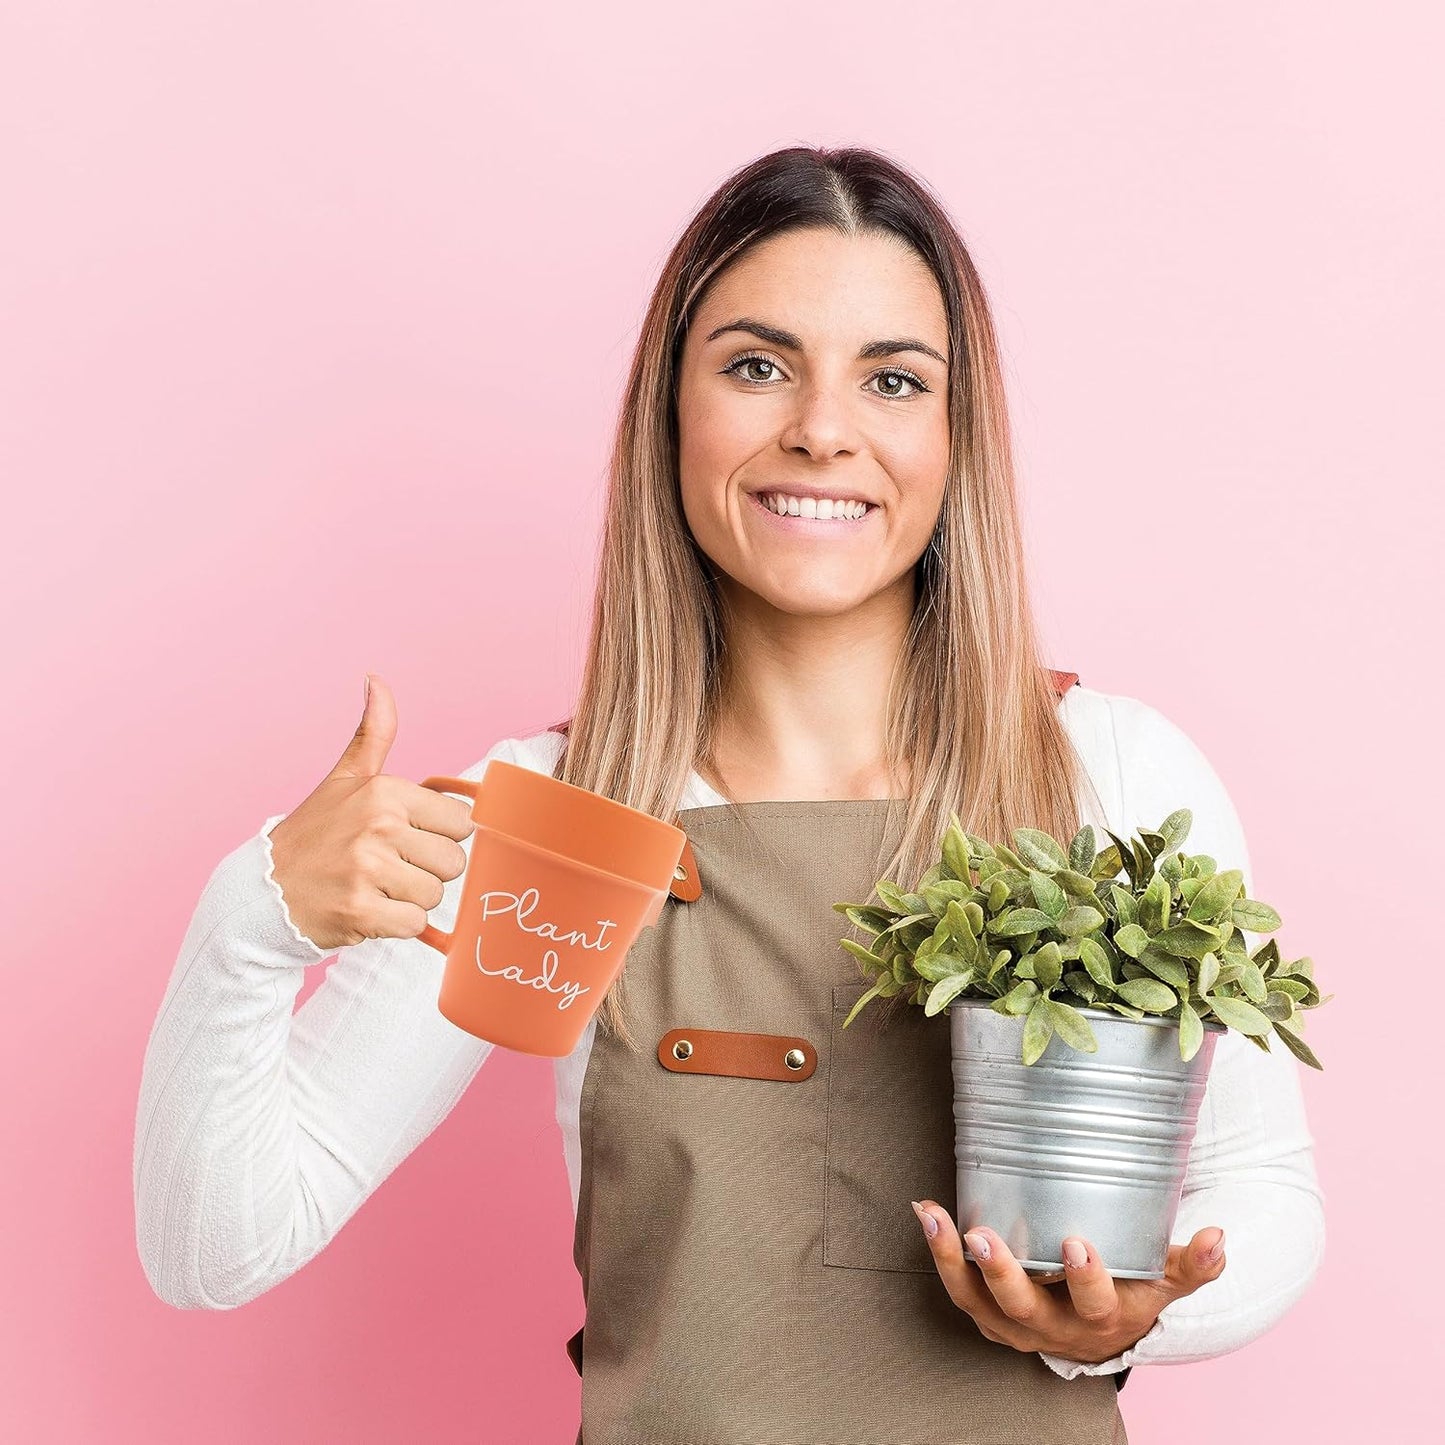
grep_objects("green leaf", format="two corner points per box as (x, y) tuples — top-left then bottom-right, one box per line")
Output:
(874, 880), (911, 913)
(1103, 829), (1141, 885)
(1116, 977), (1178, 1011)
(1110, 885), (1137, 927)
(1152, 921), (1221, 960)
(915, 916), (951, 962)
(1178, 1000), (1205, 1062)
(1232, 898), (1283, 932)
(1056, 904), (1106, 938)
(945, 899), (979, 946)
(925, 971), (976, 1017)
(1047, 998), (1098, 1054)
(1029, 869), (1068, 920)
(911, 955), (960, 983)
(1068, 825), (1097, 874)
(1014, 827), (1070, 872)
(1259, 990), (1295, 1023)
(1198, 951), (1221, 996)
(1273, 1017), (1324, 1070)
(1185, 868), (1244, 926)
(839, 937), (887, 973)
(1101, 1000), (1147, 1020)
(1022, 999), (1056, 1064)
(1138, 948), (1191, 991)
(1057, 868), (1101, 900)
(1000, 979), (1040, 1015)
(1239, 960), (1269, 1004)
(1032, 942), (1063, 991)
(1204, 993), (1273, 1036)
(1156, 809), (1193, 854)
(1114, 923), (1149, 959)
(880, 911), (934, 936)
(1079, 937), (1116, 989)
(1091, 844), (1124, 881)
(990, 907), (1056, 937)
(1139, 872), (1172, 933)
(837, 904), (896, 936)
(923, 882), (972, 914)
(942, 823), (972, 882)
(1249, 936), (1281, 971)
(840, 978), (887, 1028)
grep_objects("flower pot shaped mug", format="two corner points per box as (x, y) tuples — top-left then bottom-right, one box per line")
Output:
(416, 760), (686, 1058)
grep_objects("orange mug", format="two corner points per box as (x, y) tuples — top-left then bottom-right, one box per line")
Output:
(416, 760), (687, 1057)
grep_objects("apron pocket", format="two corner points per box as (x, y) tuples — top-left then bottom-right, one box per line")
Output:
(823, 982), (960, 1272)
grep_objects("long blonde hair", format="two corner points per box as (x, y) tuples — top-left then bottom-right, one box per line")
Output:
(548, 145), (1104, 1051)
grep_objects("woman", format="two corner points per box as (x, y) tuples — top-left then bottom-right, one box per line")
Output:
(134, 147), (1324, 1443)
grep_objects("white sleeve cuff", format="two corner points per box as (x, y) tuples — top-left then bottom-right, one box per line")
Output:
(1038, 1316), (1163, 1379)
(259, 813), (330, 962)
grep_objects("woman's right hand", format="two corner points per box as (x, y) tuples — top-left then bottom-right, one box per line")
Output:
(267, 674), (478, 952)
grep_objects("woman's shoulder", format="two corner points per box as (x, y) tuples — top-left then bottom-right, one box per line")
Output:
(1061, 681), (1211, 770)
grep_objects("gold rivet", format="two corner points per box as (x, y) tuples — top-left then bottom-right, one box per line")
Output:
(784, 1048), (806, 1070)
(674, 862), (689, 881)
(672, 1039), (693, 1060)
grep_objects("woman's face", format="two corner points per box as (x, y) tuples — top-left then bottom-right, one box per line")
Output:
(675, 226), (951, 620)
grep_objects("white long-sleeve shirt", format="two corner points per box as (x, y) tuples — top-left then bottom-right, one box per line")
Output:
(132, 684), (1326, 1382)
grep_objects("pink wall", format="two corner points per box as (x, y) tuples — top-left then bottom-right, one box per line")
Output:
(3, 2), (1436, 1440)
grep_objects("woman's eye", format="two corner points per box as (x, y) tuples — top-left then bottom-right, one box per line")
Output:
(723, 355), (783, 384)
(868, 369), (926, 399)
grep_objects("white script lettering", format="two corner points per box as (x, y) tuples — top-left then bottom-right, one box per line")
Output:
(471, 887), (616, 1012)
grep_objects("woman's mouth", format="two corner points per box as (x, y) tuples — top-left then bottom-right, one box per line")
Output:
(746, 490), (880, 536)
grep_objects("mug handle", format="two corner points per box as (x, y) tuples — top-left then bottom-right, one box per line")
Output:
(415, 775), (482, 955)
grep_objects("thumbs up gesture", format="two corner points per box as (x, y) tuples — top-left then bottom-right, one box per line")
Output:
(266, 675), (478, 952)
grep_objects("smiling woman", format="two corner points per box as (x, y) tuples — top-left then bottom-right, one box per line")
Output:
(136, 144), (1323, 1445)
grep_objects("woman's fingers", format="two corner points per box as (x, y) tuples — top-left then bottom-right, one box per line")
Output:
(912, 1201), (1062, 1334)
(1056, 1237), (1123, 1324)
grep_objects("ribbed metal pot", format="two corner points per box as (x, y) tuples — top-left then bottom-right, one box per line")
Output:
(948, 997), (1225, 1279)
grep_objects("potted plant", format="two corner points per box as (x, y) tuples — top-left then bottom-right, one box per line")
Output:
(831, 807), (1330, 1279)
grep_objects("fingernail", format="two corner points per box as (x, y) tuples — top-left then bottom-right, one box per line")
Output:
(1063, 1239), (1088, 1269)
(911, 1200), (939, 1239)
(1207, 1232), (1225, 1263)
(964, 1230), (990, 1261)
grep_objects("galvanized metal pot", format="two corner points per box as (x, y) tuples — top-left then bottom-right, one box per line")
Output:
(948, 997), (1225, 1279)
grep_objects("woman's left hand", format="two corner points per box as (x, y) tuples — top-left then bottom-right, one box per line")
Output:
(911, 1199), (1227, 1365)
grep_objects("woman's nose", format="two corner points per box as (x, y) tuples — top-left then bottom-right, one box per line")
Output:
(778, 379), (862, 461)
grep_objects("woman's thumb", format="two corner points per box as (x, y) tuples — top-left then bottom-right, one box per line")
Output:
(330, 671), (398, 780)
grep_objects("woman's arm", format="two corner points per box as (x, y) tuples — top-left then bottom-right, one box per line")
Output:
(1038, 694), (1327, 1379)
(132, 738), (517, 1309)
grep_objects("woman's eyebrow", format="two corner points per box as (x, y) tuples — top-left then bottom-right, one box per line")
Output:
(704, 317), (948, 367)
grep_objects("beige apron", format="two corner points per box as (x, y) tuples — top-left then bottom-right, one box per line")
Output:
(560, 676), (1128, 1444)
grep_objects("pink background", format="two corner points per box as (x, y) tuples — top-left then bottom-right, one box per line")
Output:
(3, 2), (1437, 1440)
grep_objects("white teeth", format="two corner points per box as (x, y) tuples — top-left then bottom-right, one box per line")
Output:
(760, 492), (869, 520)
